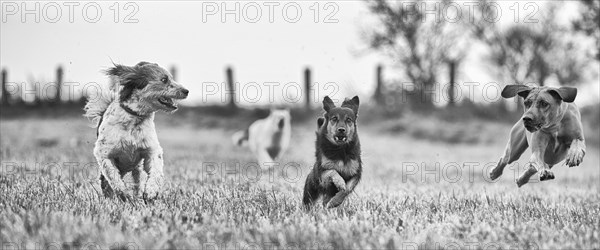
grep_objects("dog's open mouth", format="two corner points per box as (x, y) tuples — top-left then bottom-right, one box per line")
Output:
(334, 135), (348, 143)
(524, 124), (541, 132)
(158, 97), (178, 110)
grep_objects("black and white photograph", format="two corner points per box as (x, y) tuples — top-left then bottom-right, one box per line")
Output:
(1, 0), (599, 249)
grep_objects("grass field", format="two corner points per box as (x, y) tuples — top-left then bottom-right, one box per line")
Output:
(1, 111), (599, 249)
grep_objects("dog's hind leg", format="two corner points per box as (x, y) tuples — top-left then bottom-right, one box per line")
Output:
(327, 177), (360, 208)
(516, 162), (539, 187)
(321, 186), (338, 208)
(490, 121), (528, 180)
(143, 152), (164, 201)
(257, 149), (275, 169)
(302, 172), (320, 209)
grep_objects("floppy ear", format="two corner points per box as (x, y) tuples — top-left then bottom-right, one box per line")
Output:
(341, 96), (360, 114)
(501, 85), (531, 99)
(105, 64), (149, 102)
(105, 64), (135, 78)
(323, 96), (335, 112)
(136, 61), (156, 67)
(317, 117), (324, 128)
(549, 87), (577, 103)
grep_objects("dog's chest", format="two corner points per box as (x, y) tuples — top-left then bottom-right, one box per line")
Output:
(321, 156), (360, 178)
(97, 115), (160, 165)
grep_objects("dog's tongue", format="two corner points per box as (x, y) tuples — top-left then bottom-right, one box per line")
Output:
(159, 97), (178, 109)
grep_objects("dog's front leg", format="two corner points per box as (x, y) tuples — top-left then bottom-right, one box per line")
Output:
(566, 139), (586, 167)
(132, 168), (147, 197)
(327, 177), (359, 208)
(490, 121), (528, 180)
(516, 133), (550, 187)
(320, 170), (346, 192)
(98, 158), (129, 199)
(143, 151), (164, 201)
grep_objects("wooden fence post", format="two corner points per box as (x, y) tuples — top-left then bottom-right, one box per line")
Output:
(226, 66), (236, 109)
(373, 64), (384, 106)
(170, 66), (177, 81)
(448, 61), (456, 107)
(1, 69), (8, 106)
(55, 66), (63, 103)
(304, 67), (311, 110)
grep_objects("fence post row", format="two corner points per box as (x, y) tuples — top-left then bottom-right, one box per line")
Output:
(304, 67), (311, 110)
(226, 66), (237, 109)
(373, 64), (384, 106)
(55, 66), (63, 103)
(1, 69), (8, 106)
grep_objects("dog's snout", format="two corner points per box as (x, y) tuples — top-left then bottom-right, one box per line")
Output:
(337, 128), (346, 133)
(522, 117), (533, 123)
(181, 88), (189, 96)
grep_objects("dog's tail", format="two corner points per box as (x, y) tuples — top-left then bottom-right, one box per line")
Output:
(231, 128), (249, 146)
(83, 77), (118, 129)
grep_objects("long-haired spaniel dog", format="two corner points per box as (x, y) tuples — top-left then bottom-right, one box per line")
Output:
(85, 61), (188, 201)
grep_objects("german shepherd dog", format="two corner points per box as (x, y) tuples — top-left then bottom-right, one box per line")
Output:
(303, 96), (362, 208)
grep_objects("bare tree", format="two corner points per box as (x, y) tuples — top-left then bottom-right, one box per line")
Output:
(573, 0), (600, 61)
(472, 1), (590, 87)
(364, 0), (467, 110)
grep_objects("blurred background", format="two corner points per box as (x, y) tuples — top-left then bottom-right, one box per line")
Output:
(1, 0), (599, 144)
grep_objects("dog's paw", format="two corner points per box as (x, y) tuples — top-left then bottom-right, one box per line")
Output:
(333, 179), (347, 192)
(565, 147), (585, 167)
(515, 164), (538, 188)
(539, 169), (555, 181)
(326, 196), (345, 208)
(143, 190), (160, 202)
(116, 191), (133, 202)
(489, 167), (504, 181)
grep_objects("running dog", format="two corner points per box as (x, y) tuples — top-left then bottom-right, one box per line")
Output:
(303, 96), (362, 208)
(232, 109), (291, 168)
(84, 61), (189, 200)
(489, 84), (585, 187)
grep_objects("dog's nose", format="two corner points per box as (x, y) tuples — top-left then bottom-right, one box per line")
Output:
(522, 117), (533, 123)
(181, 88), (189, 96)
(337, 128), (346, 133)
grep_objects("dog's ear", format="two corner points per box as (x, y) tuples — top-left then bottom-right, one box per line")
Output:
(106, 63), (149, 102)
(548, 87), (577, 103)
(341, 96), (360, 114)
(317, 117), (324, 128)
(105, 64), (135, 78)
(323, 96), (335, 112)
(135, 61), (156, 67)
(501, 85), (531, 99)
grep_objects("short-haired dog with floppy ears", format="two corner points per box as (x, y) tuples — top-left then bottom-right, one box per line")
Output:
(303, 96), (362, 209)
(489, 84), (585, 187)
(85, 61), (189, 200)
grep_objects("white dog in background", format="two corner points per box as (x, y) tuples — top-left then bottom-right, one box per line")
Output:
(232, 109), (291, 168)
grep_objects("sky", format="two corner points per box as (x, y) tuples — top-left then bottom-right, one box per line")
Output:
(1, 1), (598, 107)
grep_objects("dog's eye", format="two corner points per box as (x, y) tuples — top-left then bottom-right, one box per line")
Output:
(524, 101), (532, 107)
(539, 101), (548, 108)
(346, 118), (352, 123)
(331, 117), (338, 122)
(161, 77), (168, 84)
